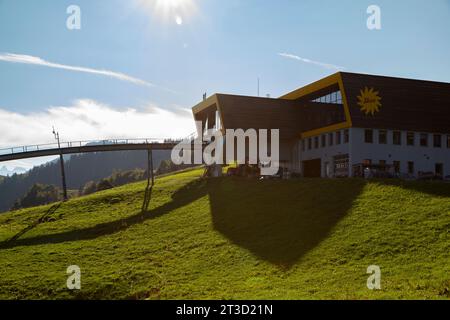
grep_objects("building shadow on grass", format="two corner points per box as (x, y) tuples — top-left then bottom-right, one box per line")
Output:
(0, 177), (366, 264)
(206, 178), (449, 268)
(207, 178), (366, 268)
(2, 176), (446, 267)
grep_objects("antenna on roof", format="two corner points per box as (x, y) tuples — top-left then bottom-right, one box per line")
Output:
(257, 77), (260, 97)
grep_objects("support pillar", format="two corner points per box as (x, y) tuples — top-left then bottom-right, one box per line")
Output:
(142, 147), (154, 213)
(148, 148), (154, 186)
(59, 153), (68, 201)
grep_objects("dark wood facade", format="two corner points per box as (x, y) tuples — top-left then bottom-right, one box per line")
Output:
(215, 94), (301, 140)
(192, 72), (450, 136)
(341, 72), (450, 134)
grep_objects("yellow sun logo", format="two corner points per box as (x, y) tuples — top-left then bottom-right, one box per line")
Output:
(357, 87), (382, 115)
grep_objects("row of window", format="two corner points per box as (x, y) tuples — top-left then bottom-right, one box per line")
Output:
(302, 129), (349, 151)
(363, 159), (444, 176)
(363, 159), (407, 174)
(364, 129), (450, 148)
(311, 90), (343, 104)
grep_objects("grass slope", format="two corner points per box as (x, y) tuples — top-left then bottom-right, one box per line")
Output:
(0, 169), (449, 299)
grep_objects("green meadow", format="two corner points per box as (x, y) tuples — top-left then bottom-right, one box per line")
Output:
(0, 168), (449, 299)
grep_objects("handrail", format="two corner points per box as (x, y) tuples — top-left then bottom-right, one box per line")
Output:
(0, 136), (195, 156)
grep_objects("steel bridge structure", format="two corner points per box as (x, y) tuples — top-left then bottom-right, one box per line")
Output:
(0, 136), (194, 210)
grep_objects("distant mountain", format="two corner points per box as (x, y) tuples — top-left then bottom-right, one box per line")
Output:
(0, 150), (171, 212)
(0, 166), (27, 176)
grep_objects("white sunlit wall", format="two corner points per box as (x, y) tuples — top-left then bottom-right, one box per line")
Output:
(297, 128), (352, 178)
(349, 128), (450, 178)
(297, 127), (450, 178)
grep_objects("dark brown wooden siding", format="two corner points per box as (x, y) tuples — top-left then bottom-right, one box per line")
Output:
(341, 72), (450, 133)
(216, 94), (302, 140)
(193, 73), (450, 137)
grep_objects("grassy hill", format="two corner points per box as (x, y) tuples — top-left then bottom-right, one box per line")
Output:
(0, 168), (449, 299)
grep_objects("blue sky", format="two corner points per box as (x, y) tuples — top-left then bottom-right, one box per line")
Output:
(0, 0), (449, 169)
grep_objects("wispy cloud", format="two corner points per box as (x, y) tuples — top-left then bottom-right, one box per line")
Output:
(0, 99), (195, 151)
(0, 52), (160, 89)
(278, 52), (344, 71)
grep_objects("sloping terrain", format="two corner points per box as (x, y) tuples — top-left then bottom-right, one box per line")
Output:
(0, 169), (449, 299)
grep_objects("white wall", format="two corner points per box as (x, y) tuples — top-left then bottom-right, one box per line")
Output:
(296, 127), (450, 178)
(350, 128), (450, 177)
(297, 130), (351, 177)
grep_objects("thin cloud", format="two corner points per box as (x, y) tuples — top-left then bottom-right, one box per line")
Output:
(278, 52), (345, 71)
(0, 52), (162, 89)
(0, 99), (195, 149)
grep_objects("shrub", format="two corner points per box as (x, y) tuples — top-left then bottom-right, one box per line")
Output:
(11, 183), (60, 210)
(96, 179), (113, 192)
(82, 181), (97, 195)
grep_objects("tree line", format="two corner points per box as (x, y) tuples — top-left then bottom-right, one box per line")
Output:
(8, 159), (196, 211)
(0, 150), (171, 212)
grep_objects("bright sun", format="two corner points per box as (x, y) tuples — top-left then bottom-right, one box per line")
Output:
(156, 0), (186, 8)
(137, 0), (197, 24)
(357, 87), (382, 115)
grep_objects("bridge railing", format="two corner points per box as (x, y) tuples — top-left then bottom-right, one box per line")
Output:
(0, 138), (187, 156)
(0, 130), (201, 157)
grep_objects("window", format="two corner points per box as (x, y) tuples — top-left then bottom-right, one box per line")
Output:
(321, 135), (326, 148)
(336, 91), (342, 104)
(393, 161), (400, 174)
(393, 131), (401, 145)
(344, 129), (349, 143)
(311, 90), (343, 104)
(328, 133), (334, 146)
(308, 138), (312, 150)
(378, 130), (387, 144)
(314, 137), (319, 149)
(407, 132), (415, 146)
(364, 129), (373, 143)
(433, 134), (442, 148)
(302, 140), (306, 152)
(336, 131), (341, 145)
(420, 133), (428, 147)
(408, 161), (414, 175)
(447, 135), (450, 148)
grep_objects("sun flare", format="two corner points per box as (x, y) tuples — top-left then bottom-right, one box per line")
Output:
(136, 0), (197, 24)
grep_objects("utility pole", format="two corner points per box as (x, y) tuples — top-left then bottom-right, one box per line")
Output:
(53, 126), (68, 201)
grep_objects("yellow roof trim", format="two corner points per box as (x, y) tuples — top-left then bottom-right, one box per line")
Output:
(192, 94), (219, 114)
(191, 94), (227, 134)
(280, 72), (342, 100)
(300, 122), (350, 139)
(280, 72), (353, 138)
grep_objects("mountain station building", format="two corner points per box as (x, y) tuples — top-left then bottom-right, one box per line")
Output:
(192, 72), (450, 179)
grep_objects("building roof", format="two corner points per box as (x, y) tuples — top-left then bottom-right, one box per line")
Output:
(193, 94), (302, 140)
(192, 72), (450, 138)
